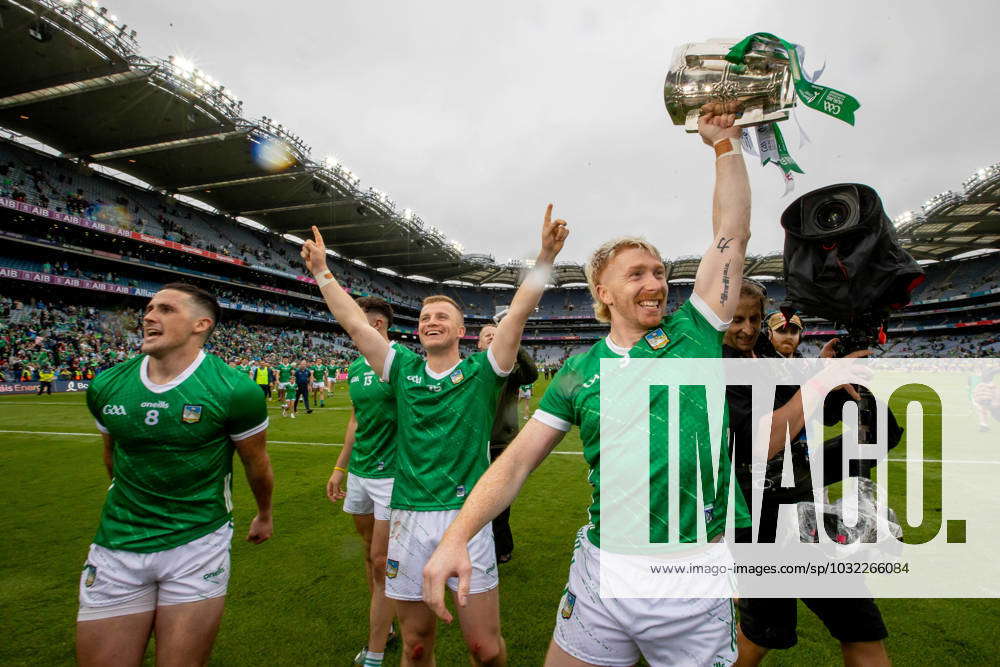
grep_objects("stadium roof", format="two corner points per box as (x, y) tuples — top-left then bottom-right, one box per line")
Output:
(1, 0), (998, 286)
(893, 163), (1000, 261)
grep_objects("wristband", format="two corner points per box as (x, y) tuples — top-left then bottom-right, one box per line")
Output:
(523, 263), (552, 290)
(334, 466), (348, 474)
(315, 271), (335, 289)
(713, 136), (742, 160)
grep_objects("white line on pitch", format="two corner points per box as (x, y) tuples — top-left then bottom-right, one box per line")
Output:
(1, 430), (998, 465)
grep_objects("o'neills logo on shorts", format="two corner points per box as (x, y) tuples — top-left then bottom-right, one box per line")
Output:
(202, 565), (225, 581)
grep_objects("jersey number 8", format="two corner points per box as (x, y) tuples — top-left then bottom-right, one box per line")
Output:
(145, 410), (159, 426)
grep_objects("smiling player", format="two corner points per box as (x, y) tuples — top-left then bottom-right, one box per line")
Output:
(77, 282), (273, 667)
(422, 108), (752, 666)
(302, 208), (568, 667)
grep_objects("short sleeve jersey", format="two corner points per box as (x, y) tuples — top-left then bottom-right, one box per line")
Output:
(311, 364), (328, 382)
(86, 351), (268, 552)
(536, 297), (750, 549)
(347, 347), (398, 478)
(277, 363), (292, 382)
(385, 345), (508, 510)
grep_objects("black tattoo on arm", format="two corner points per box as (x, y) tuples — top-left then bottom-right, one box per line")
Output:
(720, 260), (732, 306)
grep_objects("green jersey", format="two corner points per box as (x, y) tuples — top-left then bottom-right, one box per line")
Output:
(311, 364), (328, 382)
(347, 347), (398, 478)
(86, 351), (268, 552)
(386, 345), (506, 510)
(277, 363), (292, 383)
(536, 298), (750, 549)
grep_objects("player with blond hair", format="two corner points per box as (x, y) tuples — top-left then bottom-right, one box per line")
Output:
(423, 108), (752, 666)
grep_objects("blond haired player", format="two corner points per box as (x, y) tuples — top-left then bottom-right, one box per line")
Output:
(423, 108), (751, 666)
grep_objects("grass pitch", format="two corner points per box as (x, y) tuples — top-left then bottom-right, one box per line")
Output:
(1, 381), (997, 665)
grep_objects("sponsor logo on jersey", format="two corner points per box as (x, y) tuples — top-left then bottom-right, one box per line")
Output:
(406, 375), (422, 384)
(581, 373), (600, 389)
(141, 401), (170, 409)
(83, 564), (97, 588)
(450, 369), (464, 384)
(202, 565), (226, 581)
(351, 376), (360, 383)
(561, 590), (576, 619)
(644, 328), (670, 350)
(456, 484), (466, 498)
(102, 404), (127, 416)
(427, 384), (441, 392)
(386, 559), (399, 579)
(182, 404), (203, 424)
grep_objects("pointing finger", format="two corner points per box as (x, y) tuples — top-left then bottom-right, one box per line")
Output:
(544, 203), (553, 225)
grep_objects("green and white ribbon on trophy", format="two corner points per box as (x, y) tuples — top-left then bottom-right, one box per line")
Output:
(664, 33), (862, 194)
(726, 32), (861, 192)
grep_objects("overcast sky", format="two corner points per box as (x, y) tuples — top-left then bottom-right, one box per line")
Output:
(114, 0), (997, 266)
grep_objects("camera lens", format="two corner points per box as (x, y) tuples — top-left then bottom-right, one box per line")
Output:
(814, 200), (851, 231)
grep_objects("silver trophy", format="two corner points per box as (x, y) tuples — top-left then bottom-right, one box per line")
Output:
(664, 37), (797, 132)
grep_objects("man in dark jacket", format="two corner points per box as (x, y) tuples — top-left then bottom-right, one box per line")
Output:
(477, 323), (538, 563)
(722, 282), (890, 667)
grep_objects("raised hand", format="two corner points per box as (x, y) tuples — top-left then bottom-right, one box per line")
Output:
(300, 225), (330, 277)
(540, 203), (569, 262)
(698, 101), (742, 146)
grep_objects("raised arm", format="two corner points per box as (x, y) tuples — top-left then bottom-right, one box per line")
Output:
(490, 205), (569, 373)
(300, 226), (390, 376)
(692, 106), (751, 323)
(422, 419), (566, 620)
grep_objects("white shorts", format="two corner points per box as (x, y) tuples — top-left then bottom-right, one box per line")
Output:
(385, 508), (497, 601)
(311, 381), (325, 389)
(343, 473), (394, 522)
(277, 381), (290, 391)
(77, 522), (233, 621)
(553, 528), (737, 667)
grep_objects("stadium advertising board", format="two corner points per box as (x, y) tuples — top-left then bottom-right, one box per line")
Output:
(0, 267), (155, 297)
(0, 380), (90, 395)
(0, 197), (244, 266)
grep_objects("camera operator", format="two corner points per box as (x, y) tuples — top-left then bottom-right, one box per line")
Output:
(722, 285), (890, 667)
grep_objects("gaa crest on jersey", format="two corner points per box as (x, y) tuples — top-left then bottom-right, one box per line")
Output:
(644, 328), (670, 350)
(450, 368), (464, 384)
(386, 559), (399, 579)
(181, 404), (203, 424)
(561, 590), (576, 619)
(83, 564), (97, 588)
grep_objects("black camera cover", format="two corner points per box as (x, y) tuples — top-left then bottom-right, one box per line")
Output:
(780, 183), (925, 323)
